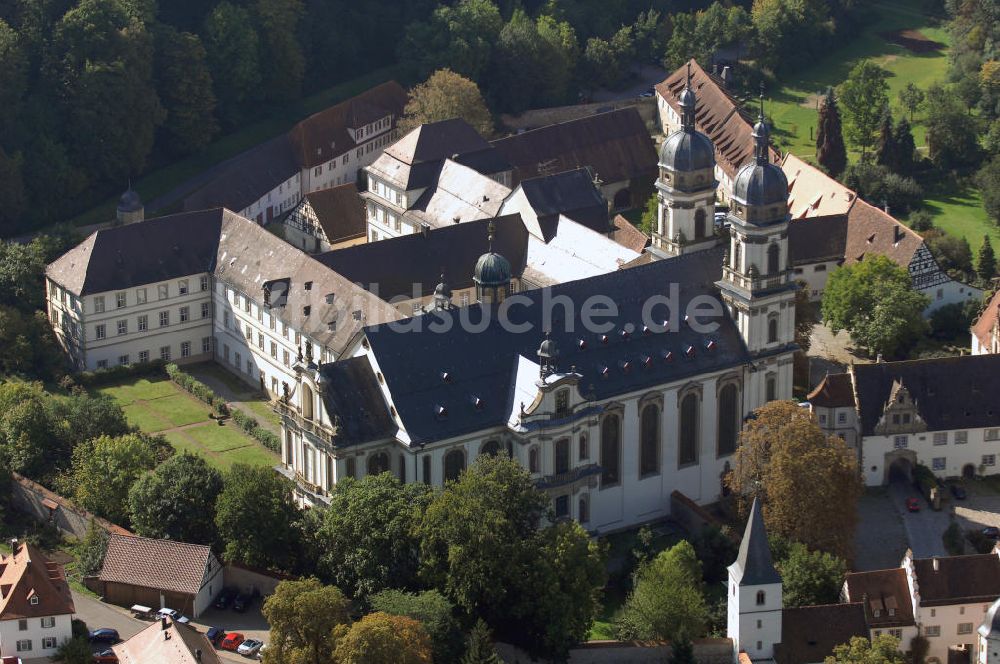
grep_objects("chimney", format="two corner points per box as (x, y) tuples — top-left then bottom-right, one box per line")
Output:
(721, 66), (731, 88)
(932, 557), (939, 572)
(876, 353), (884, 363)
(893, 225), (903, 244)
(161, 617), (168, 630)
(195, 649), (202, 661)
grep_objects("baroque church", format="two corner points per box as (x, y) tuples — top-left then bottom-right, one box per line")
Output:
(277, 70), (798, 532)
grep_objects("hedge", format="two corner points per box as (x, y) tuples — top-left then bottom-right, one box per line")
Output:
(230, 407), (281, 452)
(165, 363), (229, 417)
(73, 359), (167, 387)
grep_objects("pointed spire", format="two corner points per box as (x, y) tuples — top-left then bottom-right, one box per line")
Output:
(680, 60), (697, 131)
(731, 497), (781, 586)
(487, 219), (496, 253)
(753, 83), (770, 165)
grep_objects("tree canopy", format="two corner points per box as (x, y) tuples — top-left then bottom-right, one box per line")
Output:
(816, 89), (847, 176)
(262, 578), (350, 664)
(127, 452), (223, 545)
(825, 634), (906, 663)
(839, 60), (890, 157)
(332, 612), (433, 664)
(398, 69), (494, 138)
(70, 433), (157, 526)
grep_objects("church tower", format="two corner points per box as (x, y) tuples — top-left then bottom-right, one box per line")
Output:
(652, 63), (719, 258)
(473, 220), (512, 305)
(716, 96), (796, 408)
(727, 497), (782, 663)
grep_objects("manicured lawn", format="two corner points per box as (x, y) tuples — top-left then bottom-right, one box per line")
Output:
(164, 423), (277, 471)
(921, 184), (1000, 255)
(98, 377), (176, 403)
(244, 400), (282, 429)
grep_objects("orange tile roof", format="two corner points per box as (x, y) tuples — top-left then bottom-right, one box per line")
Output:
(972, 290), (1000, 350)
(113, 618), (221, 664)
(99, 534), (215, 596)
(611, 214), (650, 253)
(844, 198), (922, 268)
(0, 541), (75, 620)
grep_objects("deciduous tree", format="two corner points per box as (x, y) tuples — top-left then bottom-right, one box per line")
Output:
(370, 589), (464, 664)
(821, 254), (929, 358)
(839, 60), (890, 158)
(399, 69), (494, 138)
(978, 156), (1000, 226)
(925, 83), (981, 169)
(816, 88), (848, 176)
(332, 613), (433, 664)
(203, 2), (261, 125)
(153, 27), (218, 156)
(71, 434), (157, 525)
(262, 578), (349, 664)
(127, 452), (223, 545)
(252, 0), (305, 101)
(898, 82), (924, 121)
(825, 634), (906, 663)
(774, 539), (848, 607)
(215, 464), (301, 570)
(728, 401), (863, 560)
(400, 0), (502, 83)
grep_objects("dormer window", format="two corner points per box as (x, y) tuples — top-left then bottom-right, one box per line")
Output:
(325, 293), (335, 304)
(30, 596), (39, 606)
(304, 281), (313, 291)
(303, 306), (311, 316)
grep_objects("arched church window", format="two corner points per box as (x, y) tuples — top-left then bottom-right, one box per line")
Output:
(480, 440), (500, 457)
(555, 438), (570, 475)
(733, 241), (742, 271)
(679, 393), (699, 466)
(367, 451), (389, 476)
(718, 383), (739, 456)
(398, 454), (406, 483)
(768, 315), (779, 344)
(694, 208), (707, 239)
(640, 404), (660, 477)
(302, 384), (314, 420)
(600, 414), (621, 487)
(529, 446), (539, 473)
(766, 374), (777, 402)
(579, 434), (589, 461)
(578, 495), (589, 523)
(767, 244), (781, 274)
(444, 449), (465, 481)
(422, 456), (431, 484)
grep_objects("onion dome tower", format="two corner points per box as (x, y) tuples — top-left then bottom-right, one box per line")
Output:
(473, 220), (512, 305)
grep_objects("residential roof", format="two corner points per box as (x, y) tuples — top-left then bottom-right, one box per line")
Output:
(782, 154), (856, 219)
(843, 568), (915, 627)
(303, 183), (367, 244)
(0, 541), (75, 621)
(730, 497), (781, 586)
(315, 214), (529, 300)
(386, 118), (495, 166)
(852, 355), (1000, 436)
(99, 534), (215, 596)
(612, 215), (650, 253)
(775, 603), (869, 664)
(404, 159), (510, 228)
(491, 108), (657, 186)
(319, 356), (396, 447)
(46, 209), (223, 295)
(787, 214), (848, 265)
(806, 372), (855, 409)
(352, 247), (748, 446)
(113, 618), (222, 664)
(182, 134), (300, 214)
(516, 168), (611, 239)
(912, 552), (1000, 606)
(981, 597), (1000, 638)
(656, 59), (780, 179)
(524, 216), (639, 287)
(289, 81), (407, 169)
(972, 290), (1000, 350)
(844, 199), (923, 268)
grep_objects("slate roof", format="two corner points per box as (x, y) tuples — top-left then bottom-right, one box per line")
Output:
(788, 214), (848, 265)
(289, 81), (407, 169)
(99, 534), (215, 596)
(972, 290), (1000, 350)
(852, 355), (1000, 436)
(806, 372), (855, 409)
(491, 108), (657, 186)
(182, 135), (300, 214)
(386, 118), (495, 166)
(303, 184), (366, 244)
(46, 209), (223, 295)
(518, 168), (612, 239)
(731, 497), (781, 586)
(113, 618), (222, 664)
(316, 214), (529, 300)
(353, 247), (747, 446)
(844, 199), (923, 268)
(656, 60), (780, 178)
(843, 568), (915, 627)
(774, 603), (868, 664)
(783, 154), (856, 219)
(912, 552), (1000, 606)
(404, 159), (510, 228)
(0, 541), (75, 620)
(319, 356), (396, 447)
(612, 215), (651, 253)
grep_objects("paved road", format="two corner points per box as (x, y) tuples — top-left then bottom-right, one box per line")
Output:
(889, 480), (948, 558)
(854, 488), (908, 571)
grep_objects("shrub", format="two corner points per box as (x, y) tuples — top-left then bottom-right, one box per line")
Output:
(253, 427), (280, 452)
(966, 529), (995, 554)
(75, 360), (166, 387)
(943, 522), (964, 555)
(906, 210), (934, 232)
(166, 364), (227, 416)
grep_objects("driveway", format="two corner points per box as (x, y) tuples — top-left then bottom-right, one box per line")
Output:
(854, 488), (908, 571)
(888, 480), (948, 558)
(72, 590), (266, 662)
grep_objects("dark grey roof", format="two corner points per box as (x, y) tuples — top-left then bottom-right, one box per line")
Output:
(47, 209), (223, 295)
(853, 355), (1000, 436)
(452, 148), (512, 177)
(775, 603), (869, 664)
(788, 214), (848, 264)
(980, 597), (1000, 638)
(182, 135), (299, 214)
(659, 129), (715, 173)
(517, 168), (611, 239)
(315, 214), (528, 300)
(733, 161), (789, 209)
(303, 184), (366, 244)
(731, 497), (781, 586)
(386, 118), (494, 166)
(319, 356), (396, 446)
(359, 247), (749, 446)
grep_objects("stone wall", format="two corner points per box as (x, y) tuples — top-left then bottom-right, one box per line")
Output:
(670, 490), (735, 541)
(223, 562), (292, 597)
(497, 638), (734, 664)
(9, 472), (132, 540)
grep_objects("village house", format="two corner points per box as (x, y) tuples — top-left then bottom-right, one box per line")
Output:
(809, 354), (1000, 485)
(0, 541), (75, 660)
(283, 183), (367, 253)
(972, 290), (1000, 355)
(113, 617), (222, 664)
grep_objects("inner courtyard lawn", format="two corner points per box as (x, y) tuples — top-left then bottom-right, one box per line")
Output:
(96, 376), (278, 471)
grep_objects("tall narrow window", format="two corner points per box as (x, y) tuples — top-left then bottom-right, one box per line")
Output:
(694, 208), (706, 239)
(756, 591), (766, 606)
(529, 446), (539, 473)
(302, 384), (314, 420)
(640, 403), (660, 477)
(480, 440), (500, 457)
(367, 451), (389, 476)
(733, 241), (742, 271)
(422, 456), (431, 484)
(444, 449), (465, 481)
(601, 414), (621, 487)
(767, 244), (780, 274)
(555, 438), (570, 475)
(397, 454), (406, 483)
(768, 315), (779, 344)
(679, 393), (699, 465)
(766, 374), (777, 402)
(718, 384), (739, 456)
(579, 434), (589, 461)
(578, 496), (589, 523)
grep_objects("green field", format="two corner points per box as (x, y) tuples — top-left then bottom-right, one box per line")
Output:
(98, 376), (278, 471)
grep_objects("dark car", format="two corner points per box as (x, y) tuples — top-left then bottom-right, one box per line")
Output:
(214, 587), (238, 610)
(93, 649), (118, 663)
(983, 526), (1000, 540)
(206, 627), (226, 646)
(950, 484), (968, 499)
(88, 628), (120, 644)
(233, 592), (253, 613)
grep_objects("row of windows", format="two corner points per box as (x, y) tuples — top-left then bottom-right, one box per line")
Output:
(94, 303), (210, 340)
(93, 277), (208, 313)
(95, 338), (211, 369)
(18, 637), (59, 651)
(18, 616), (56, 630)
(895, 430), (981, 448)
(921, 623), (975, 637)
(926, 455), (995, 470)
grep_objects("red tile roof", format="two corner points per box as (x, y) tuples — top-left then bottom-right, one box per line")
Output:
(0, 541), (75, 620)
(611, 214), (650, 253)
(912, 552), (1000, 606)
(656, 59), (780, 178)
(843, 568), (915, 627)
(113, 618), (222, 664)
(972, 290), (1000, 350)
(844, 199), (923, 268)
(99, 534), (216, 596)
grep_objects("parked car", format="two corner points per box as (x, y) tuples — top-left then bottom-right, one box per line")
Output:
(93, 649), (118, 663)
(206, 627), (226, 646)
(214, 587), (238, 610)
(233, 592), (254, 613)
(238, 639), (264, 657)
(88, 628), (120, 644)
(221, 633), (246, 651)
(905, 497), (921, 512)
(983, 526), (1000, 540)
(950, 484), (968, 499)
(156, 608), (179, 621)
